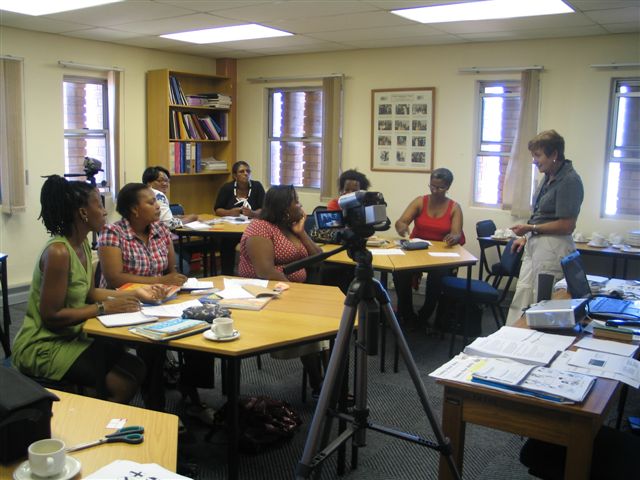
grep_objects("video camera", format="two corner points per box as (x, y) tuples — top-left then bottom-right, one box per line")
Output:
(314, 191), (389, 237)
(83, 157), (103, 179)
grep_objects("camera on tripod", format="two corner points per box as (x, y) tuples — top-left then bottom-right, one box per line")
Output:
(313, 191), (388, 236)
(64, 157), (104, 188)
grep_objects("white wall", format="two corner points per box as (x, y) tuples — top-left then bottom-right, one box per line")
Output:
(1, 27), (639, 288)
(236, 33), (640, 275)
(0, 27), (217, 286)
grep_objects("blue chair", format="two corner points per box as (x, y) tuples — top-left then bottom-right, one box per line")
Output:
(441, 237), (523, 355)
(476, 219), (507, 282)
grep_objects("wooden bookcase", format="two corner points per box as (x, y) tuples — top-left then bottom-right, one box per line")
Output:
(146, 59), (236, 214)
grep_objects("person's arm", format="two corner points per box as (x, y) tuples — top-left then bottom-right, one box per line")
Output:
(177, 213), (198, 223)
(216, 205), (243, 217)
(38, 244), (141, 330)
(395, 197), (421, 237)
(245, 236), (288, 281)
(443, 202), (464, 246)
(511, 217), (577, 237)
(291, 214), (322, 256)
(214, 182), (242, 216)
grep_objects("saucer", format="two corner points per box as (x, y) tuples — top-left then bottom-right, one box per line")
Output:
(14, 456), (81, 480)
(203, 329), (240, 342)
(587, 241), (608, 248)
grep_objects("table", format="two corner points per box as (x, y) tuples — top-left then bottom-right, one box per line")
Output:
(478, 236), (640, 279)
(83, 278), (345, 480)
(174, 215), (248, 276)
(0, 389), (178, 478)
(321, 241), (478, 372)
(436, 318), (623, 480)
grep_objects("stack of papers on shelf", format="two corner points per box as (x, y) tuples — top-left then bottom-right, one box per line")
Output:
(129, 317), (209, 341)
(201, 157), (227, 171)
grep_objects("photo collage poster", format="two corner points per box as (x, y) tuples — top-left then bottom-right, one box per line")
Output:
(371, 88), (434, 172)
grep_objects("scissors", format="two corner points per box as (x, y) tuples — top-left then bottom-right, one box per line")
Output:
(66, 426), (144, 453)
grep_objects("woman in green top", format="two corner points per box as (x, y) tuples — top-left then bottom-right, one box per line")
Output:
(12, 175), (167, 403)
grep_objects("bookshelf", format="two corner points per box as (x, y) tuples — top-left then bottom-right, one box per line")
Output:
(146, 59), (236, 213)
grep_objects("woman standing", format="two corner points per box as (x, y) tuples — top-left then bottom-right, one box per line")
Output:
(506, 130), (583, 325)
(238, 185), (326, 396)
(214, 161), (266, 274)
(394, 168), (465, 332)
(12, 176), (164, 403)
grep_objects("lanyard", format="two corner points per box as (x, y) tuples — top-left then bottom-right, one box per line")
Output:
(234, 181), (252, 209)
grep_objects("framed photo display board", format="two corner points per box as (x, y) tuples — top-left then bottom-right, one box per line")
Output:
(371, 87), (435, 172)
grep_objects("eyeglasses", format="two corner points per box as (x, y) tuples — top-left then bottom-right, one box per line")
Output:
(429, 184), (448, 191)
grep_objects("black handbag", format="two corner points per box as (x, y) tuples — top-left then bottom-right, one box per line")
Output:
(0, 367), (59, 464)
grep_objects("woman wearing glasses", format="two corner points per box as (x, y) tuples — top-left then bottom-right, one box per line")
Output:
(394, 168), (465, 332)
(214, 161), (266, 274)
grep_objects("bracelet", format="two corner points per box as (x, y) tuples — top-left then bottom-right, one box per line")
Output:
(96, 301), (105, 315)
(532, 224), (537, 234)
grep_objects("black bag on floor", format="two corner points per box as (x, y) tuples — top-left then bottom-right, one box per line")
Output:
(214, 396), (302, 453)
(0, 367), (59, 464)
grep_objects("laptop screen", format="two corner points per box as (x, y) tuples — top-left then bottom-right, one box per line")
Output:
(560, 251), (592, 299)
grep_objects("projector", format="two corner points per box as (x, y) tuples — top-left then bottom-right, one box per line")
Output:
(525, 299), (587, 329)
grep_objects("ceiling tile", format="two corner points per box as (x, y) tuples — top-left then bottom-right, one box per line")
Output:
(307, 23), (444, 42)
(270, 10), (415, 34)
(63, 27), (142, 41)
(603, 21), (640, 33)
(113, 13), (232, 35)
(565, 1), (639, 11)
(583, 6), (640, 24)
(0, 11), (90, 33)
(462, 24), (608, 41)
(342, 34), (466, 49)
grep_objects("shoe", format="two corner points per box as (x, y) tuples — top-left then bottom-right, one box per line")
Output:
(185, 403), (216, 427)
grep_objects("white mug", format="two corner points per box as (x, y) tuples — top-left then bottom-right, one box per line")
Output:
(28, 438), (66, 477)
(211, 317), (234, 338)
(494, 229), (505, 237)
(572, 231), (586, 242)
(591, 233), (607, 246)
(609, 233), (623, 245)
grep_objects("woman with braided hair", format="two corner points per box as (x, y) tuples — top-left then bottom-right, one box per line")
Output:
(12, 175), (167, 403)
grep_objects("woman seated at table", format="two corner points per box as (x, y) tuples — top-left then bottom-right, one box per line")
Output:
(12, 175), (166, 404)
(238, 185), (326, 396)
(98, 183), (215, 423)
(393, 168), (465, 332)
(142, 166), (198, 229)
(326, 169), (371, 211)
(214, 161), (266, 275)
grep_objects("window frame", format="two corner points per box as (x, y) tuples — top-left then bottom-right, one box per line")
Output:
(63, 75), (111, 191)
(602, 77), (640, 219)
(473, 79), (521, 208)
(267, 85), (323, 190)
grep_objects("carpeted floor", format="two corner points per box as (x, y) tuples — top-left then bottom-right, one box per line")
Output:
(4, 293), (638, 479)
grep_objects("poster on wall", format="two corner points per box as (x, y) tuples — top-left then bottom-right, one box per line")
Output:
(370, 87), (435, 173)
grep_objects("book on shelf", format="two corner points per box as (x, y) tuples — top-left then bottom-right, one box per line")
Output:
(471, 360), (596, 403)
(129, 317), (209, 341)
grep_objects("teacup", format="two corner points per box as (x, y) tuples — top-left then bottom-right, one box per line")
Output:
(211, 317), (234, 338)
(28, 438), (66, 477)
(609, 233), (623, 245)
(572, 231), (586, 242)
(494, 229), (506, 238)
(590, 233), (608, 247)
(504, 228), (516, 238)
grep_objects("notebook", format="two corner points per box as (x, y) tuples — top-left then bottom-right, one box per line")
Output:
(560, 251), (640, 320)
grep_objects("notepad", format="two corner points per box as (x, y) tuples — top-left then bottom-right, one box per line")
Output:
(97, 311), (157, 328)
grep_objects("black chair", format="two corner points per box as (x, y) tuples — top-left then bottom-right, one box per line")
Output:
(441, 237), (524, 356)
(1, 253), (11, 358)
(476, 219), (505, 282)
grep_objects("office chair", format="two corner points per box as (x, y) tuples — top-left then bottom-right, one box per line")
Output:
(441, 237), (524, 356)
(476, 219), (505, 282)
(169, 203), (185, 216)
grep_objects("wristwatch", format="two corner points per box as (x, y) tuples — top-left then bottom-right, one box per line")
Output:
(96, 301), (105, 315)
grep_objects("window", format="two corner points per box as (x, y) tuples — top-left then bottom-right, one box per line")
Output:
(63, 76), (110, 189)
(268, 87), (323, 188)
(473, 81), (521, 206)
(603, 78), (640, 218)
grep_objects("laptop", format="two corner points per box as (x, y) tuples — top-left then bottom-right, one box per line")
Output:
(560, 251), (640, 320)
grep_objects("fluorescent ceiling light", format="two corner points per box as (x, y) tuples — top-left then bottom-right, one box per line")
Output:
(391, 0), (574, 24)
(161, 24), (293, 44)
(0, 0), (123, 16)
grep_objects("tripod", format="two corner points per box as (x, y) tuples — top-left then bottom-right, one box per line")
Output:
(295, 230), (461, 480)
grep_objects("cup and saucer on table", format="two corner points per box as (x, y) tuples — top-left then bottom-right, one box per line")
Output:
(587, 232), (609, 248)
(203, 317), (240, 342)
(572, 231), (588, 243)
(491, 228), (515, 240)
(14, 439), (81, 480)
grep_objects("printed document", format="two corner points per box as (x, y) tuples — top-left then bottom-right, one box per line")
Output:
(141, 298), (202, 317)
(574, 336), (638, 357)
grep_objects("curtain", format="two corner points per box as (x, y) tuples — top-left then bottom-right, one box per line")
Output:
(107, 69), (123, 194)
(502, 69), (540, 217)
(0, 58), (26, 214)
(320, 76), (343, 201)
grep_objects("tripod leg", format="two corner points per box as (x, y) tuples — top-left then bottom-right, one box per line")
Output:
(379, 300), (462, 480)
(297, 304), (358, 479)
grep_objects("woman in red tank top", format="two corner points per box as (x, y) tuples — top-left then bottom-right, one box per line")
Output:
(394, 168), (465, 331)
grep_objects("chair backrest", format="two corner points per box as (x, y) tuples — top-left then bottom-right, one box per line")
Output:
(476, 220), (496, 238)
(170, 203), (185, 216)
(500, 238), (524, 277)
(312, 205), (328, 213)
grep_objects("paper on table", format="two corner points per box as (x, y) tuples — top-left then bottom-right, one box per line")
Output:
(471, 358), (536, 386)
(488, 326), (575, 352)
(184, 220), (212, 230)
(429, 252), (460, 257)
(217, 285), (254, 299)
(85, 460), (191, 480)
(552, 350), (640, 388)
(371, 248), (405, 255)
(567, 348), (640, 388)
(463, 337), (559, 366)
(181, 277), (214, 290)
(574, 336), (638, 357)
(428, 353), (488, 383)
(97, 311), (157, 327)
(223, 278), (269, 288)
(141, 299), (202, 317)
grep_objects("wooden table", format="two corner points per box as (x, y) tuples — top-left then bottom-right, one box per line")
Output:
(478, 236), (640, 279)
(83, 278), (344, 480)
(174, 215), (248, 276)
(0, 389), (178, 478)
(321, 241), (478, 372)
(436, 318), (623, 480)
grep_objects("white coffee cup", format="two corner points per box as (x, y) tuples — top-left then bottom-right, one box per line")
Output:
(591, 232), (608, 246)
(494, 229), (505, 237)
(211, 317), (234, 338)
(28, 438), (66, 477)
(573, 231), (586, 242)
(609, 233), (623, 245)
